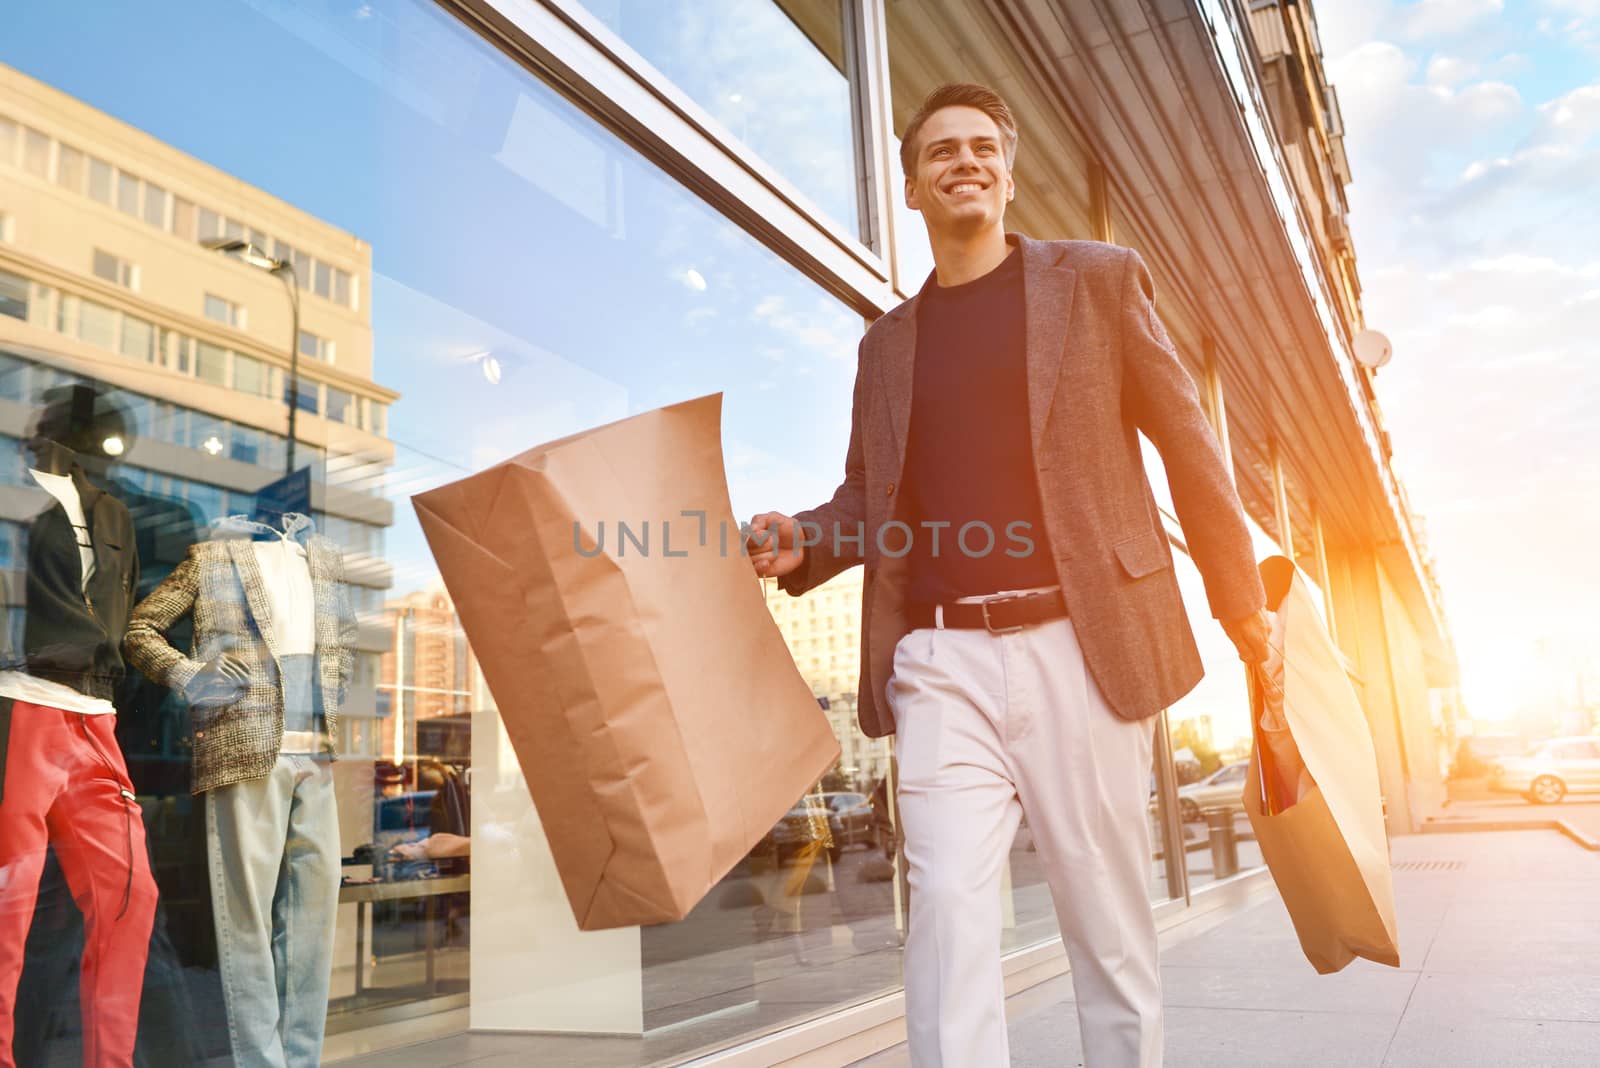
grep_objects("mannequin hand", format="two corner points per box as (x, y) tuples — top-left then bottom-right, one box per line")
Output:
(187, 653), (250, 706)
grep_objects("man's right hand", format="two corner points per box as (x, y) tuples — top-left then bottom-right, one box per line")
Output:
(747, 511), (806, 580)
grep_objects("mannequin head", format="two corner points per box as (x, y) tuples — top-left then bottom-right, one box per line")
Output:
(26, 382), (133, 479)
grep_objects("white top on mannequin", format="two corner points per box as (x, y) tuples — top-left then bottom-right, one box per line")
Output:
(249, 522), (316, 657)
(30, 468), (95, 591)
(0, 469), (115, 714)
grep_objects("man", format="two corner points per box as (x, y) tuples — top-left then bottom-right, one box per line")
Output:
(748, 83), (1269, 1067)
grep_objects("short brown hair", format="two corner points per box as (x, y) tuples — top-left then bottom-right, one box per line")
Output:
(899, 83), (1019, 179)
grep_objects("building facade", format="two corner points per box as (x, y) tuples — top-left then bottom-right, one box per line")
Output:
(0, 0), (1455, 1065)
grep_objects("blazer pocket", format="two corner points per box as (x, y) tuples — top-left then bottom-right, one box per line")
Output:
(1113, 532), (1171, 580)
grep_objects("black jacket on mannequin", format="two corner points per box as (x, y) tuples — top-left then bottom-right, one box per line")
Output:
(0, 464), (140, 801)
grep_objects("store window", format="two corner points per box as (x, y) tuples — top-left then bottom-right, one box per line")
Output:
(0, 1), (887, 1065)
(581, 0), (864, 237)
(1164, 525), (1268, 891)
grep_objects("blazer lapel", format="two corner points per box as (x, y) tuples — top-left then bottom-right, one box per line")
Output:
(228, 538), (280, 663)
(306, 538), (338, 652)
(1019, 235), (1078, 453)
(876, 300), (919, 479)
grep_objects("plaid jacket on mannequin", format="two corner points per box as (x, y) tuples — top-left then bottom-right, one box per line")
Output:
(123, 521), (357, 794)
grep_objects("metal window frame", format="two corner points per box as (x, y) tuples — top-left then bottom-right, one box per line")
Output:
(443, 0), (900, 317)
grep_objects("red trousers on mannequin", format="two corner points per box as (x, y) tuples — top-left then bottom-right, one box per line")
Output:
(0, 703), (158, 1068)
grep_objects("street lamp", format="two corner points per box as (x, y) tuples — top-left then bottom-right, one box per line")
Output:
(201, 236), (302, 476)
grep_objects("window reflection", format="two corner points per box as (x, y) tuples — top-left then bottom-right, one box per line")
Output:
(1166, 539), (1265, 889)
(2, 0), (877, 1061)
(580, 0), (862, 238)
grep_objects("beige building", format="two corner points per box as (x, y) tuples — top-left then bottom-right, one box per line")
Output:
(762, 570), (889, 788)
(378, 588), (477, 765)
(0, 62), (397, 755)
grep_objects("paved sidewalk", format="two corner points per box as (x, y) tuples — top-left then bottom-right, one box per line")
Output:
(854, 829), (1600, 1067)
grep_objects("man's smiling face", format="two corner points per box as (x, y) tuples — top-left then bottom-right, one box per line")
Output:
(905, 105), (1015, 239)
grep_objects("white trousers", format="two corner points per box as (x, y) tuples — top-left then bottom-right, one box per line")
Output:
(889, 616), (1162, 1068)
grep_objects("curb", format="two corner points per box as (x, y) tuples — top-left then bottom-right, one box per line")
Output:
(1420, 816), (1600, 851)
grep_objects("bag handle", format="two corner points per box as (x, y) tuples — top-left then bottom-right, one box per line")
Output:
(1249, 662), (1290, 817)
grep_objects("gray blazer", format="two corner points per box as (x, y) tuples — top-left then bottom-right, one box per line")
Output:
(781, 234), (1265, 737)
(123, 533), (357, 794)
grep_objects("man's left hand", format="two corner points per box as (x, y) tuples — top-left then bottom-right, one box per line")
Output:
(1222, 609), (1272, 664)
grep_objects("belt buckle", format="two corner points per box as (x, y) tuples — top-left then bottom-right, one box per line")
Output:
(980, 594), (1026, 634)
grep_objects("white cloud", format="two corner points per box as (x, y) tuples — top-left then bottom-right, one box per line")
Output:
(1529, 83), (1600, 146)
(1535, 0), (1600, 15)
(1399, 0), (1505, 38)
(1426, 55), (1480, 87)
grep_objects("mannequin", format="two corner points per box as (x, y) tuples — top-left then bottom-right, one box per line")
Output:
(0, 385), (159, 1068)
(123, 508), (355, 1068)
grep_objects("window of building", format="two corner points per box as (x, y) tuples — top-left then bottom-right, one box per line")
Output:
(232, 353), (269, 396)
(55, 142), (83, 192)
(195, 341), (228, 385)
(171, 196), (196, 240)
(77, 298), (117, 350)
(5, 8), (883, 1062)
(119, 315), (157, 362)
(325, 386), (353, 425)
(223, 217), (243, 240)
(230, 424), (262, 465)
(197, 205), (222, 239)
(0, 212), (11, 244)
(579, 0), (863, 238)
(86, 156), (112, 204)
(0, 269), (27, 321)
(116, 171), (140, 215)
(171, 334), (193, 374)
(298, 329), (333, 363)
(143, 182), (168, 228)
(0, 117), (15, 166)
(284, 376), (319, 414)
(92, 249), (138, 290)
(21, 127), (50, 178)
(203, 293), (244, 329)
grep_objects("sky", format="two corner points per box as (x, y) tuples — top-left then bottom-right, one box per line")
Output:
(1312, 0), (1600, 721)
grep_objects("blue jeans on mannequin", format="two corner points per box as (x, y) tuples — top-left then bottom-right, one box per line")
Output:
(204, 656), (338, 1068)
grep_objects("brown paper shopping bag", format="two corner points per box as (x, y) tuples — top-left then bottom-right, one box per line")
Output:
(1244, 556), (1400, 973)
(412, 393), (839, 930)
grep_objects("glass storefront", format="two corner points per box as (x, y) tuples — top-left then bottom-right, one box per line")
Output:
(0, 1), (1270, 1065)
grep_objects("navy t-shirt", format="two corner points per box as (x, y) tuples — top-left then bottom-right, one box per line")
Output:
(901, 248), (1056, 605)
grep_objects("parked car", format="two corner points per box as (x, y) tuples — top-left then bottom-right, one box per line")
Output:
(1489, 737), (1600, 803)
(768, 796), (840, 865)
(1176, 760), (1249, 822)
(1451, 733), (1526, 779)
(819, 791), (875, 850)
